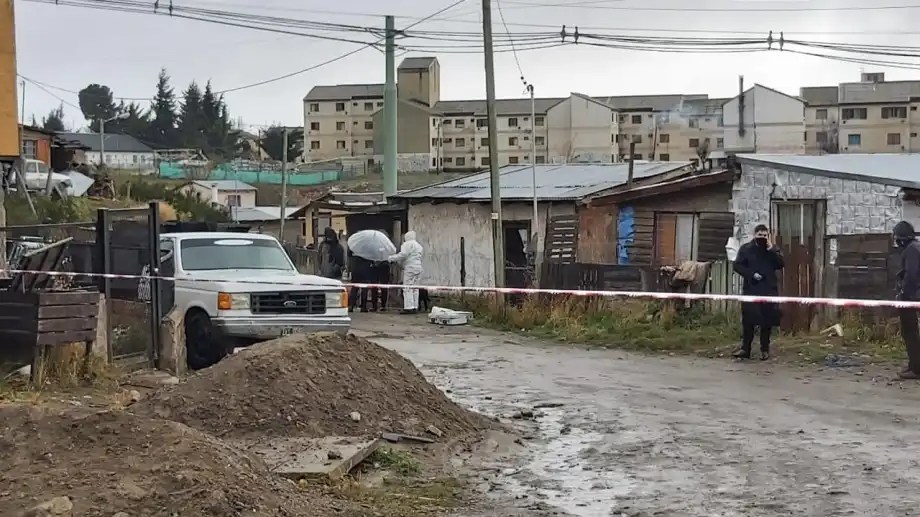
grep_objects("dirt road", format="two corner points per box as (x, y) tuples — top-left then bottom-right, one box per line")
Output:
(353, 314), (920, 517)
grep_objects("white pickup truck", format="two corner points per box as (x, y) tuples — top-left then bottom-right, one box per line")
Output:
(159, 231), (350, 369)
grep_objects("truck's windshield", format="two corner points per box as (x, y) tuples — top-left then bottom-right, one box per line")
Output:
(179, 238), (294, 271)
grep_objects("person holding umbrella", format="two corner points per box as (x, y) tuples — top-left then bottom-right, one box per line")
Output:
(346, 230), (398, 313)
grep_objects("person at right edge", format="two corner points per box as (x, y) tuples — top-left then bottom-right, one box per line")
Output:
(732, 224), (784, 361)
(388, 231), (424, 315)
(894, 221), (920, 380)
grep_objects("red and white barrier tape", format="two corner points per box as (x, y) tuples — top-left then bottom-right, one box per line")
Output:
(2, 267), (915, 309)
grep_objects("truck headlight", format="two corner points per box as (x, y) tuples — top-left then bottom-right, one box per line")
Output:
(326, 290), (347, 308)
(218, 292), (250, 310)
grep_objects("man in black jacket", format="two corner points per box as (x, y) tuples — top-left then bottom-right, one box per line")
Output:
(894, 221), (920, 379)
(318, 228), (345, 280)
(732, 224), (785, 361)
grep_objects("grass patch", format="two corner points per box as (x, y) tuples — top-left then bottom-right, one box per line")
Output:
(366, 447), (422, 476)
(330, 477), (463, 517)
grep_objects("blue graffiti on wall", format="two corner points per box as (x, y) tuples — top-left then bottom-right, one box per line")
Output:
(617, 205), (635, 265)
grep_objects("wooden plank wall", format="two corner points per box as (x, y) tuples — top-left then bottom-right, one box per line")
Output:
(835, 234), (898, 300)
(544, 215), (578, 263)
(626, 208), (655, 265)
(540, 262), (646, 291)
(697, 213), (734, 262)
(577, 205), (617, 264)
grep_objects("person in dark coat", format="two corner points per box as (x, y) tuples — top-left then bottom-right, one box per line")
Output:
(894, 221), (920, 379)
(348, 255), (374, 312)
(371, 260), (391, 311)
(732, 224), (784, 361)
(317, 227), (345, 280)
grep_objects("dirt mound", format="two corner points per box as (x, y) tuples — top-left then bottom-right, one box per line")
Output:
(0, 405), (362, 517)
(135, 333), (490, 440)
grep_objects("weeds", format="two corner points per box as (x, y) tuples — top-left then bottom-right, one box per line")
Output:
(367, 447), (422, 476)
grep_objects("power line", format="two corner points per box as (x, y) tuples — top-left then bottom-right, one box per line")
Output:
(495, 0), (524, 79)
(501, 0), (920, 12)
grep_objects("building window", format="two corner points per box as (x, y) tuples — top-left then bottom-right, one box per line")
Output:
(336, 121), (345, 131)
(476, 118), (488, 128)
(535, 136), (545, 146)
(535, 116), (545, 126)
(21, 140), (37, 159)
(456, 138), (466, 147)
(816, 132), (828, 145)
(689, 138), (700, 148)
(337, 140), (346, 149)
(631, 115), (642, 124)
(913, 133), (918, 138)
(509, 156), (519, 164)
(364, 102), (374, 111)
(509, 137), (518, 146)
(310, 141), (320, 150)
(456, 157), (466, 166)
(633, 134), (642, 143)
(365, 121), (373, 130)
(816, 108), (828, 120)
(227, 194), (241, 207)
(535, 155), (546, 164)
(443, 119), (452, 126)
(888, 133), (902, 145)
(455, 119), (466, 128)
(611, 134), (617, 143)
(365, 140), (373, 149)
(309, 103), (320, 112)
(508, 117), (519, 127)
(633, 153), (642, 160)
(842, 107), (867, 120)
(335, 102), (345, 112)
(717, 116), (724, 127)
(659, 134), (670, 144)
(716, 137), (724, 149)
(431, 137), (439, 146)
(481, 157), (489, 166)
(882, 106), (908, 119)
(688, 119), (699, 129)
(659, 153), (670, 161)
(377, 102), (384, 107)
(848, 133), (862, 146)
(480, 137), (488, 147)
(310, 122), (320, 131)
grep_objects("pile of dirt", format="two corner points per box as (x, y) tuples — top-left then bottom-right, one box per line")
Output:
(0, 404), (363, 517)
(134, 333), (491, 440)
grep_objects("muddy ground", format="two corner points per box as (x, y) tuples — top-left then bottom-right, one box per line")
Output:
(353, 313), (920, 517)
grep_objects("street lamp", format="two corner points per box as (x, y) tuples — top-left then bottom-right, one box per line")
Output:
(99, 112), (128, 168)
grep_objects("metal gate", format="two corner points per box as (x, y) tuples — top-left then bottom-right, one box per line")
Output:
(96, 203), (162, 369)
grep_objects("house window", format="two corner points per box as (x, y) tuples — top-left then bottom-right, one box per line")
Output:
(476, 118), (488, 128)
(364, 102), (374, 111)
(535, 155), (546, 164)
(816, 108), (828, 120)
(508, 117), (519, 127)
(689, 138), (700, 148)
(481, 157), (489, 166)
(816, 131), (828, 144)
(21, 139), (37, 159)
(882, 106), (908, 119)
(365, 121), (373, 130)
(480, 137), (488, 147)
(848, 133), (862, 146)
(335, 102), (345, 112)
(365, 140), (373, 149)
(631, 115), (642, 124)
(310, 122), (320, 131)
(336, 121), (345, 131)
(716, 137), (724, 148)
(688, 119), (699, 129)
(456, 138), (466, 147)
(535, 116), (545, 126)
(842, 107), (867, 120)
(310, 141), (320, 150)
(633, 134), (643, 143)
(453, 157), (463, 166)
(337, 140), (346, 149)
(227, 194), (241, 207)
(655, 213), (698, 265)
(659, 134), (670, 144)
(509, 156), (519, 164)
(535, 136), (545, 146)
(888, 133), (902, 145)
(443, 119), (452, 126)
(309, 103), (320, 112)
(659, 153), (670, 161)
(509, 137), (518, 146)
(455, 119), (466, 128)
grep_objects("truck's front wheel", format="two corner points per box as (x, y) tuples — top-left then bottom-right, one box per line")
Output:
(185, 310), (225, 370)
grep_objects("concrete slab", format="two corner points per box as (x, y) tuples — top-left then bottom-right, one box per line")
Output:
(247, 436), (382, 480)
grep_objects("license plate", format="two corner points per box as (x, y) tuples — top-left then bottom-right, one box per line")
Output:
(280, 327), (295, 337)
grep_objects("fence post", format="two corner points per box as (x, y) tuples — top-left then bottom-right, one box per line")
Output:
(460, 237), (466, 287)
(147, 201), (162, 367)
(96, 208), (113, 362)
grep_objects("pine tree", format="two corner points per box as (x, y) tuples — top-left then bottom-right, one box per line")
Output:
(178, 81), (205, 150)
(77, 84), (118, 131)
(148, 69), (179, 148)
(41, 104), (66, 132)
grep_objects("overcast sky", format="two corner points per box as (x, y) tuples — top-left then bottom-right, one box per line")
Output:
(13, 0), (920, 131)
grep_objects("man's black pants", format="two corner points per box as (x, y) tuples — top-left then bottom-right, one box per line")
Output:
(899, 308), (920, 373)
(741, 324), (772, 354)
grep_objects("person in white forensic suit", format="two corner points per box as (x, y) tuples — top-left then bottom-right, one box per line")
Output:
(388, 231), (424, 314)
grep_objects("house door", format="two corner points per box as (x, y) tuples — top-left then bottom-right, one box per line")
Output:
(773, 201), (823, 332)
(503, 221), (532, 288)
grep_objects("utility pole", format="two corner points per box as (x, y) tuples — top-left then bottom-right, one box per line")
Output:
(383, 15), (398, 198)
(482, 0), (505, 287)
(99, 118), (106, 167)
(526, 83), (537, 252)
(279, 127), (288, 242)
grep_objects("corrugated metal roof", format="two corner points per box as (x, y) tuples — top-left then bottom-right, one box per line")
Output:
(192, 180), (257, 191)
(595, 94), (708, 112)
(230, 206), (299, 222)
(394, 162), (693, 201)
(434, 98), (564, 116)
(303, 84), (384, 101)
(839, 80), (920, 104)
(58, 132), (152, 152)
(738, 153), (920, 189)
(799, 86), (839, 106)
(399, 57), (437, 70)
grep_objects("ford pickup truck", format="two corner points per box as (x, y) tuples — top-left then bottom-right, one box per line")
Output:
(159, 231), (349, 369)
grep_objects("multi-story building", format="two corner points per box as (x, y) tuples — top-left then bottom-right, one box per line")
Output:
(302, 84), (384, 162)
(722, 84), (806, 155)
(801, 72), (920, 154)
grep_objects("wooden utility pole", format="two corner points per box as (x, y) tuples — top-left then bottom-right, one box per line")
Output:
(482, 0), (504, 287)
(279, 128), (288, 242)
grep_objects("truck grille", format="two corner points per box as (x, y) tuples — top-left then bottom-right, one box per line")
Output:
(251, 292), (326, 315)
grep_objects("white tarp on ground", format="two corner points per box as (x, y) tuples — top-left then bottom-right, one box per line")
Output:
(428, 306), (472, 326)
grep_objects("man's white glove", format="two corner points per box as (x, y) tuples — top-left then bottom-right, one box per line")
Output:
(753, 273), (763, 281)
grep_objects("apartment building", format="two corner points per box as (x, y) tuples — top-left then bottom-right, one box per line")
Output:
(722, 84), (806, 155)
(801, 72), (920, 155)
(303, 84), (384, 162)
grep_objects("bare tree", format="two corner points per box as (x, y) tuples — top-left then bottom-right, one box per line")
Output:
(695, 138), (711, 171)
